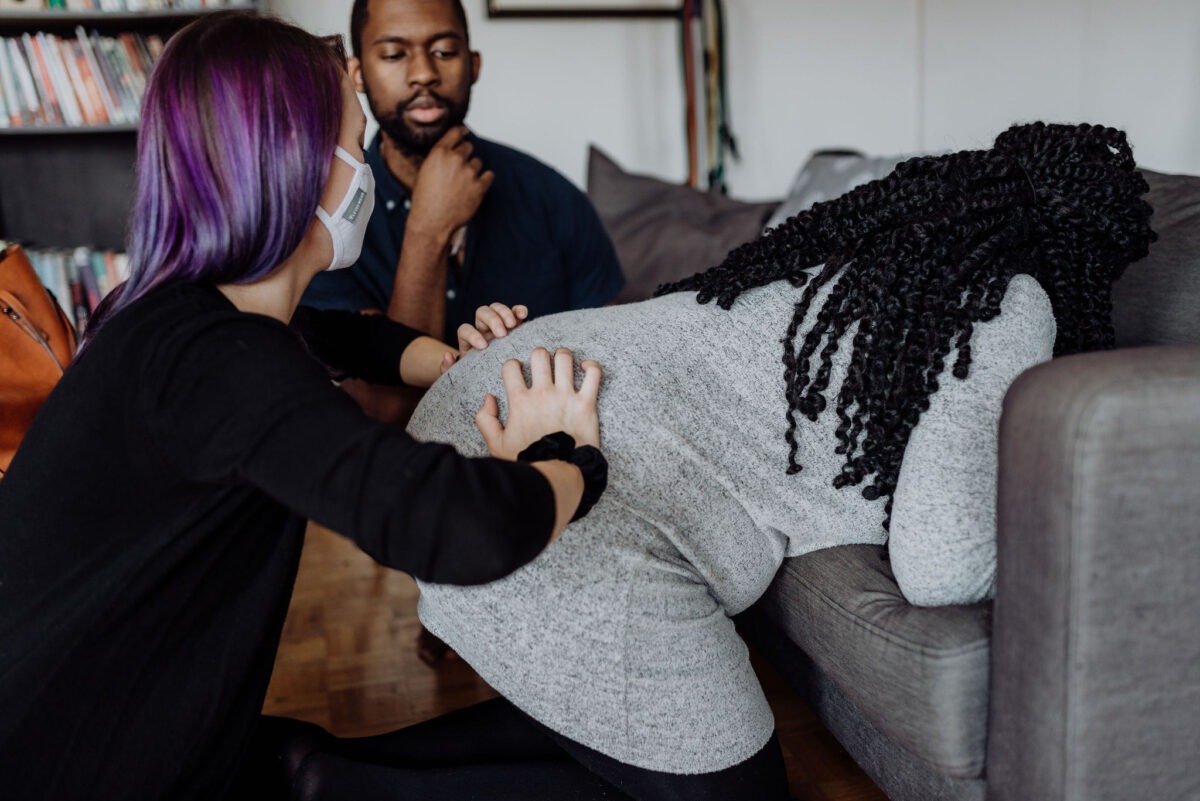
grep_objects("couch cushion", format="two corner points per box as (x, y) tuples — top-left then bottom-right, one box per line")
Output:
(764, 150), (908, 230)
(1111, 169), (1200, 347)
(586, 146), (779, 303)
(756, 544), (991, 779)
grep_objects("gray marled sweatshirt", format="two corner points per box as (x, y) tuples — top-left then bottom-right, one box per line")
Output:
(407, 274), (1055, 774)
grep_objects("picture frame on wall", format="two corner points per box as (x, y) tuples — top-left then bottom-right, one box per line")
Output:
(487, 0), (682, 18)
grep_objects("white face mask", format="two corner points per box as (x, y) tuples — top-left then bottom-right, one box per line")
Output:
(315, 146), (376, 271)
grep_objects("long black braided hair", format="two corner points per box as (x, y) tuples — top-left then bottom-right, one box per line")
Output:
(656, 122), (1155, 524)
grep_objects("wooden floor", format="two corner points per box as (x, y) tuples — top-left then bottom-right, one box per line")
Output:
(263, 523), (888, 801)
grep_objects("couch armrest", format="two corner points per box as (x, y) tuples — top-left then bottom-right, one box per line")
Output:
(987, 345), (1200, 801)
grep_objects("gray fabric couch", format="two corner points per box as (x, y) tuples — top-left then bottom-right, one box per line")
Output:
(739, 168), (1200, 801)
(588, 152), (1200, 801)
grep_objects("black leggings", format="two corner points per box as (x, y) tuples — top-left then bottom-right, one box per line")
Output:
(230, 697), (790, 801)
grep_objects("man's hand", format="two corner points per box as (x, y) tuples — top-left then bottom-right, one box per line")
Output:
(407, 126), (494, 241)
(456, 302), (529, 355)
(475, 348), (602, 459)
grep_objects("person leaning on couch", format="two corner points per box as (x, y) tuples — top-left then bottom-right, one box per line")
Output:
(301, 0), (624, 422)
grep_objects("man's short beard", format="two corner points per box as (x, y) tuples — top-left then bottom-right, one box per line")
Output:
(371, 89), (471, 158)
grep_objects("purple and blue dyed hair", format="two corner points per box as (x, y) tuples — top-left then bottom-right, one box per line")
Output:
(82, 12), (345, 346)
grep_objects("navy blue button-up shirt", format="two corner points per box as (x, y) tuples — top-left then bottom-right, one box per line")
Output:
(303, 134), (624, 342)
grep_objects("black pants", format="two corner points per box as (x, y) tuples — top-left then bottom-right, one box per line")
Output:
(232, 697), (791, 801)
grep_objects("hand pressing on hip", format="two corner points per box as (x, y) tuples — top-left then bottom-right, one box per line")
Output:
(476, 347), (602, 458)
(476, 348), (603, 542)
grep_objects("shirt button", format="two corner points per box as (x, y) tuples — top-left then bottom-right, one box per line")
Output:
(385, 200), (396, 211)
(446, 289), (457, 300)
(404, 198), (412, 210)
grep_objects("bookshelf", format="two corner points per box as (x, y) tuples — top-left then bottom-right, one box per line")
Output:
(0, 2), (260, 253)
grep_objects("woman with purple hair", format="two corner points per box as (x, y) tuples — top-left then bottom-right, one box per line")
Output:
(0, 12), (621, 801)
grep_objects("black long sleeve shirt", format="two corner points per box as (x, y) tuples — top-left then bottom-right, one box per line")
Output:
(0, 283), (554, 801)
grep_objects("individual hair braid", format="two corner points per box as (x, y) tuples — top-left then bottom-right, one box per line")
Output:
(656, 122), (1156, 524)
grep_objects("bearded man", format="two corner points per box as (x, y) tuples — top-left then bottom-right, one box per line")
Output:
(304, 0), (624, 346)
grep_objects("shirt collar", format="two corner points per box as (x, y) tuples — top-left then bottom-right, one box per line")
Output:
(365, 134), (411, 206)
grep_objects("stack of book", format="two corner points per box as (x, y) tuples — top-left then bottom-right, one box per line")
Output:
(0, 26), (162, 127)
(0, 1), (239, 11)
(19, 244), (129, 331)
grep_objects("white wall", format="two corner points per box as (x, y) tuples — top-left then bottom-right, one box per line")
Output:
(922, 0), (1200, 175)
(721, 1), (920, 198)
(268, 0), (1200, 199)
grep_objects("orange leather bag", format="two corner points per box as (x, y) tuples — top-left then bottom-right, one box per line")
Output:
(1, 243), (77, 477)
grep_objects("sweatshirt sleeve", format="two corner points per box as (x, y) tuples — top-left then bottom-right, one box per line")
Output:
(888, 275), (1056, 606)
(143, 313), (554, 586)
(289, 305), (424, 386)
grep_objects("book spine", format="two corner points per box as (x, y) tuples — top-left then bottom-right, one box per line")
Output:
(47, 34), (88, 127)
(117, 33), (150, 99)
(0, 39), (19, 127)
(74, 247), (102, 313)
(61, 251), (89, 332)
(92, 33), (136, 122)
(113, 36), (142, 119)
(101, 250), (120, 292)
(83, 31), (124, 123)
(77, 27), (122, 125)
(113, 252), (130, 283)
(28, 250), (56, 296)
(35, 251), (66, 323)
(23, 251), (67, 323)
(144, 33), (164, 62)
(106, 35), (142, 117)
(131, 31), (162, 67)
(90, 251), (115, 299)
(40, 33), (84, 128)
(89, 252), (106, 299)
(46, 34), (82, 125)
(0, 62), (9, 129)
(6, 38), (43, 126)
(70, 39), (109, 125)
(20, 34), (60, 125)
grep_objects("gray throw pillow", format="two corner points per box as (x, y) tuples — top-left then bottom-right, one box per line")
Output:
(586, 146), (780, 304)
(1112, 169), (1200, 347)
(764, 150), (908, 230)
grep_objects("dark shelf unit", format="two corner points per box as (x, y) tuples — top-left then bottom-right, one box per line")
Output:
(0, 3), (259, 251)
(0, 122), (138, 134)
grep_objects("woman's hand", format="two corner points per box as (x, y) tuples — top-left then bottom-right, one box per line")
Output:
(474, 347), (602, 460)
(476, 347), (602, 542)
(456, 303), (528, 355)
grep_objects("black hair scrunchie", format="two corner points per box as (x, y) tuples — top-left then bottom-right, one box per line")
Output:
(517, 432), (608, 522)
